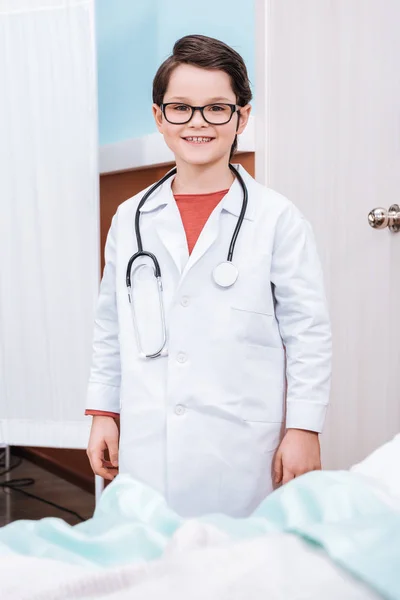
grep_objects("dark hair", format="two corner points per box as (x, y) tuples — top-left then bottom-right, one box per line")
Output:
(153, 34), (252, 159)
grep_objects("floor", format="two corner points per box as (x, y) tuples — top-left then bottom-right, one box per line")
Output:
(0, 449), (95, 527)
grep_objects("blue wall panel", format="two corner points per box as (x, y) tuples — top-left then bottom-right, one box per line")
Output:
(96, 0), (255, 145)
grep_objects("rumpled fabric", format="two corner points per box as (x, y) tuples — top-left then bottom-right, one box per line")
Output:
(0, 466), (399, 599)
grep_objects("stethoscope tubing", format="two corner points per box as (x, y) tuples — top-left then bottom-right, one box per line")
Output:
(125, 164), (248, 358)
(126, 163), (247, 288)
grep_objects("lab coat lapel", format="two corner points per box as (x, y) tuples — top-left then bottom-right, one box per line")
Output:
(180, 177), (243, 281)
(152, 186), (189, 275)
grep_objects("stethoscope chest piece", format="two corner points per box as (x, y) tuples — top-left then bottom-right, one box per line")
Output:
(212, 261), (239, 288)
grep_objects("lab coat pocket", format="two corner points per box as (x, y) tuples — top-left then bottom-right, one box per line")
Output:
(241, 344), (285, 426)
(231, 305), (274, 347)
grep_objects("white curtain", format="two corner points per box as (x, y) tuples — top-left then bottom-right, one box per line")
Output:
(0, 0), (99, 448)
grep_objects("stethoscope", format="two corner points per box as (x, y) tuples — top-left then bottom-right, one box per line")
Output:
(126, 163), (248, 358)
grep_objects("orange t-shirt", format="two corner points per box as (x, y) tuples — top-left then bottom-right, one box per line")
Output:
(86, 188), (229, 418)
(174, 188), (229, 254)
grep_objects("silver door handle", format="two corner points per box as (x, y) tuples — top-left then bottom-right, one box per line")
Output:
(368, 204), (400, 232)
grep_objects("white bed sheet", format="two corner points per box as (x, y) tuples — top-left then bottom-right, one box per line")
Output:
(1, 530), (380, 600)
(2, 434), (400, 600)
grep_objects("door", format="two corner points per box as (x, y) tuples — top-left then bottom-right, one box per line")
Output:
(256, 0), (400, 468)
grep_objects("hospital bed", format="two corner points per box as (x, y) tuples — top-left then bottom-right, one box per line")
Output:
(0, 435), (399, 600)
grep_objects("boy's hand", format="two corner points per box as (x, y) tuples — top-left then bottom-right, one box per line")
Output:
(274, 429), (321, 485)
(87, 415), (120, 481)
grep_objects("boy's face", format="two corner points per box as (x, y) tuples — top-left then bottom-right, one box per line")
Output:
(153, 64), (251, 167)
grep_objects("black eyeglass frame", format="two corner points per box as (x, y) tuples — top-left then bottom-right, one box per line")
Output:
(160, 103), (240, 125)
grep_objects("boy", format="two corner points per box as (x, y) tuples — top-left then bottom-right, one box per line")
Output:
(86, 35), (331, 517)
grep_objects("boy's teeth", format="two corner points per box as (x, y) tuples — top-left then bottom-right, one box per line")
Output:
(185, 137), (212, 143)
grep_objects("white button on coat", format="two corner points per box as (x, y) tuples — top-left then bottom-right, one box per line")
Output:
(86, 165), (332, 518)
(180, 296), (189, 307)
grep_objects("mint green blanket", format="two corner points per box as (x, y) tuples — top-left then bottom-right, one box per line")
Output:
(0, 471), (399, 599)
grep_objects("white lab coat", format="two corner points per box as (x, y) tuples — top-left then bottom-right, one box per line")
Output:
(87, 164), (331, 518)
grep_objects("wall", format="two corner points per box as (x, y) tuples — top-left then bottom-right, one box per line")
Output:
(96, 0), (256, 146)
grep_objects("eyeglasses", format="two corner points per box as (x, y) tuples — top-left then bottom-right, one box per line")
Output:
(160, 103), (240, 125)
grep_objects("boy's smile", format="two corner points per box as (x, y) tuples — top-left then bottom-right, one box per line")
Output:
(182, 136), (215, 145)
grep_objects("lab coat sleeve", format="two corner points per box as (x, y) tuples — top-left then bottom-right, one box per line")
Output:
(270, 204), (332, 433)
(86, 214), (121, 414)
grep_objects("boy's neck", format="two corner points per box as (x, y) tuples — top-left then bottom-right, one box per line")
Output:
(171, 158), (235, 195)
